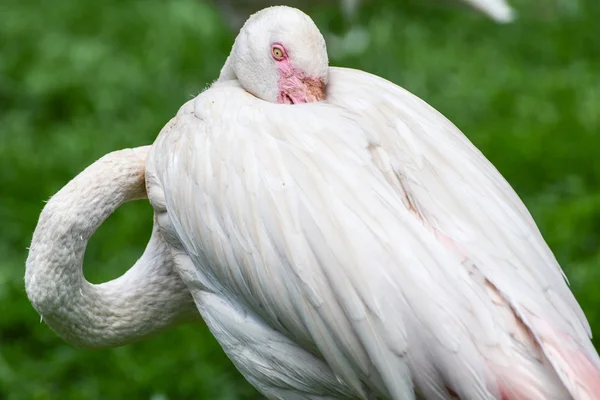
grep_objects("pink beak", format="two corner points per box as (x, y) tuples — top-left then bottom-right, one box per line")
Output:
(277, 76), (326, 104)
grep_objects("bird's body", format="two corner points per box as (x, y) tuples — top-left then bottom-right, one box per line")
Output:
(25, 6), (598, 400)
(145, 65), (600, 399)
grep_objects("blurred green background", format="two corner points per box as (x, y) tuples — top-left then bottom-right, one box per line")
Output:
(1, 0), (599, 398)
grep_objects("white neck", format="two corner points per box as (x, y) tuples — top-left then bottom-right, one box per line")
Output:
(25, 146), (199, 348)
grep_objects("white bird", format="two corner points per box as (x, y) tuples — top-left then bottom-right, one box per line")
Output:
(26, 5), (598, 399)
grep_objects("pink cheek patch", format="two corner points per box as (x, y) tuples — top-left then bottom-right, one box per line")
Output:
(275, 59), (325, 104)
(276, 60), (299, 101)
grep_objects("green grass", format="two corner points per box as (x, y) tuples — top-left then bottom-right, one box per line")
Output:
(1, 0), (599, 398)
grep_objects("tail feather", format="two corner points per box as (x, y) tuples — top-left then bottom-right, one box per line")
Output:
(482, 282), (600, 399)
(522, 310), (600, 400)
(542, 336), (600, 400)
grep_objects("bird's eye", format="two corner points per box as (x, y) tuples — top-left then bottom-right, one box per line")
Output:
(271, 45), (285, 60)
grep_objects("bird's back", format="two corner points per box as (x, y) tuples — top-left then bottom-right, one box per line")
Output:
(146, 80), (600, 399)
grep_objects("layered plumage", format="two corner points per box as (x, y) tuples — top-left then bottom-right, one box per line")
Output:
(145, 63), (600, 398)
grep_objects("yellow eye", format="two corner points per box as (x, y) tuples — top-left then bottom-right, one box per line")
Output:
(272, 46), (284, 59)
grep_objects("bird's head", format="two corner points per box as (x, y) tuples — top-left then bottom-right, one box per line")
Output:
(218, 6), (328, 104)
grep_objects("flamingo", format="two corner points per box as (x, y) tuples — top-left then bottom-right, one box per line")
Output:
(26, 6), (599, 399)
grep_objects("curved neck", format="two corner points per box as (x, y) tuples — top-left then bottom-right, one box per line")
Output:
(25, 146), (198, 349)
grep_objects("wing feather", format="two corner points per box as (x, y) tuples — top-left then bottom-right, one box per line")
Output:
(148, 71), (600, 398)
(148, 84), (505, 398)
(326, 67), (600, 398)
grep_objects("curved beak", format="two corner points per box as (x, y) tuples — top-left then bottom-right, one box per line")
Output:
(278, 76), (326, 104)
(300, 77), (326, 103)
